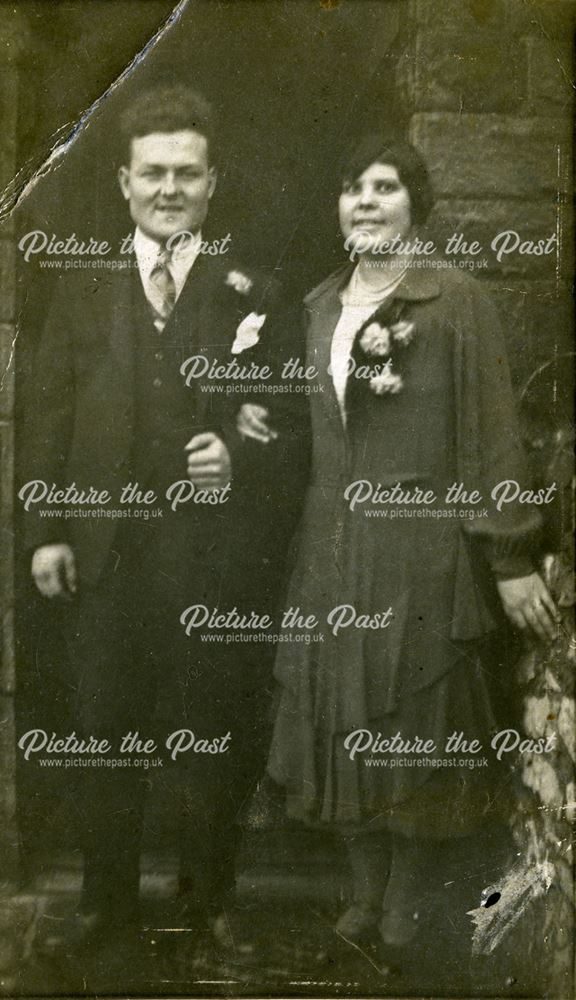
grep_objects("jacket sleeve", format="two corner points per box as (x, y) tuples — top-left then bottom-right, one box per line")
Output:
(453, 279), (540, 579)
(217, 278), (310, 483)
(217, 291), (311, 544)
(20, 279), (75, 552)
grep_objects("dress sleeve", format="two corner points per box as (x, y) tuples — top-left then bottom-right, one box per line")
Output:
(453, 279), (541, 579)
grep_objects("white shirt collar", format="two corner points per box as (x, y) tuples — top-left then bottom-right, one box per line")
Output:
(134, 227), (202, 299)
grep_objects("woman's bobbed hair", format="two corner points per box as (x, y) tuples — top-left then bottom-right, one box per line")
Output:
(340, 135), (434, 227)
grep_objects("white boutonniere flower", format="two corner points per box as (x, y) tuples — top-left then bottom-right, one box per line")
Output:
(231, 312), (267, 355)
(226, 270), (253, 295)
(369, 363), (403, 395)
(360, 322), (391, 356)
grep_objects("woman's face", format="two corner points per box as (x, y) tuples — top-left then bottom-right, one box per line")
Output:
(339, 162), (412, 252)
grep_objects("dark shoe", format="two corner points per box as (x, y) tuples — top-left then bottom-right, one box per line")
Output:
(379, 908), (419, 947)
(147, 897), (207, 935)
(39, 907), (139, 958)
(211, 911), (235, 952)
(334, 903), (381, 941)
(335, 903), (380, 942)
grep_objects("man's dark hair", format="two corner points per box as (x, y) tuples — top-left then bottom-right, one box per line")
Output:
(118, 85), (216, 165)
(340, 135), (434, 227)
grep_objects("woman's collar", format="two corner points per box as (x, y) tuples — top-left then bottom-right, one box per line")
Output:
(395, 262), (441, 301)
(304, 259), (441, 308)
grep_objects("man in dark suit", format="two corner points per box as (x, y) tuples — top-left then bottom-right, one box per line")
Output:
(22, 85), (305, 950)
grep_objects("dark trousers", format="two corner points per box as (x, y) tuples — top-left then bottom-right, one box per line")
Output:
(62, 518), (274, 917)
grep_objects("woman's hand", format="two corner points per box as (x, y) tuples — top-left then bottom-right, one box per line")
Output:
(237, 403), (278, 444)
(496, 572), (560, 642)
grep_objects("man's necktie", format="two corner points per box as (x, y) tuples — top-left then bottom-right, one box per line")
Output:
(148, 248), (176, 331)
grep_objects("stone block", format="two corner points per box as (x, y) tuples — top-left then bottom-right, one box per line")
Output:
(0, 324), (15, 423)
(505, 0), (576, 43)
(0, 68), (17, 195)
(0, 435), (14, 700)
(0, 325), (15, 420)
(0, 242), (15, 325)
(411, 113), (571, 200)
(429, 198), (571, 279)
(0, 894), (41, 990)
(0, 213), (14, 243)
(522, 35), (574, 112)
(0, 695), (16, 828)
(0, 603), (14, 698)
(409, 0), (522, 112)
(0, 422), (13, 514)
(485, 278), (573, 389)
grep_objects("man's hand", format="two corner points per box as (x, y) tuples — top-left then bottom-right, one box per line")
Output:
(185, 432), (231, 489)
(496, 572), (560, 642)
(237, 404), (277, 444)
(31, 544), (77, 599)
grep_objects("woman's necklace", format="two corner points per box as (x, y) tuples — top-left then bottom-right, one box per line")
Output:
(347, 262), (407, 305)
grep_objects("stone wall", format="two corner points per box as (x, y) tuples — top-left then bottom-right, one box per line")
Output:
(396, 0), (573, 386)
(394, 2), (574, 992)
(0, 10), (20, 886)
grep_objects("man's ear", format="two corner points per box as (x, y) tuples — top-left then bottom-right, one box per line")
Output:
(118, 165), (130, 200)
(208, 167), (217, 199)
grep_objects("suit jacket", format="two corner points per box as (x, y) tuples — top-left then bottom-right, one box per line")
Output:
(22, 252), (308, 593)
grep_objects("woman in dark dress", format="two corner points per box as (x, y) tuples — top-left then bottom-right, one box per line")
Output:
(239, 137), (558, 947)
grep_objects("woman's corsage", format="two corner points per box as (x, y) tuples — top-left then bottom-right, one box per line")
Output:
(356, 312), (416, 396)
(369, 362), (404, 395)
(359, 322), (391, 356)
(360, 320), (415, 357)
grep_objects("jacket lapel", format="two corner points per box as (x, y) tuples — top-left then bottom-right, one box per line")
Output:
(305, 265), (350, 430)
(95, 265), (135, 464)
(304, 261), (442, 430)
(168, 253), (228, 425)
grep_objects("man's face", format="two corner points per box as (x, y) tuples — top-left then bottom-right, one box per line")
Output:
(118, 129), (216, 243)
